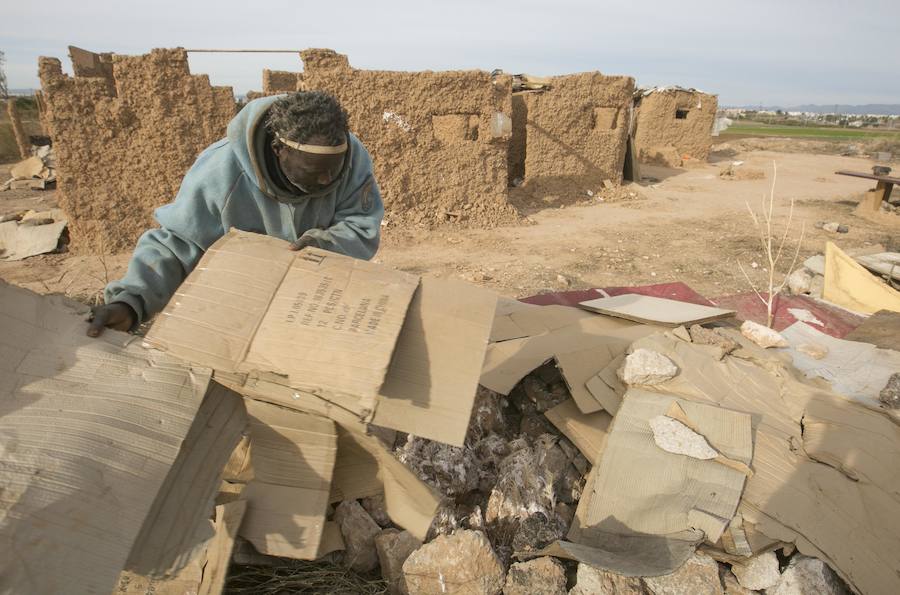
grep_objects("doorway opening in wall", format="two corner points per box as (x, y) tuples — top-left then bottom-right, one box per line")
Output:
(675, 109), (689, 119)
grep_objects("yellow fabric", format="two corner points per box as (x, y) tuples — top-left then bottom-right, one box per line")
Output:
(823, 242), (900, 314)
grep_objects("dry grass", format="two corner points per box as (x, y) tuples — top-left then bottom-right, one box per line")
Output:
(225, 561), (389, 595)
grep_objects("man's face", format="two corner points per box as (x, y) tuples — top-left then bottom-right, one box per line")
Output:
(273, 135), (345, 193)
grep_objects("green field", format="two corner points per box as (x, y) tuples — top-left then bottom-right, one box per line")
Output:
(721, 121), (900, 141)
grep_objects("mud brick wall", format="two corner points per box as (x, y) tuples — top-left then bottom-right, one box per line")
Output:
(511, 73), (634, 193)
(633, 89), (718, 162)
(262, 69), (302, 93)
(38, 48), (237, 253)
(298, 49), (518, 228)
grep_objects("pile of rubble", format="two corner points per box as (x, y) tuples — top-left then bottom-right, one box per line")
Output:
(2, 230), (899, 595)
(2, 144), (56, 191)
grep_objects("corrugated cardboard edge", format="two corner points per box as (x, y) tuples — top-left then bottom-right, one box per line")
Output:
(544, 399), (612, 465)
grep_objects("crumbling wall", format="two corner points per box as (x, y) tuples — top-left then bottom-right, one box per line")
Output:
(38, 48), (237, 252)
(633, 89), (718, 163)
(299, 49), (518, 228)
(508, 94), (527, 184)
(516, 73), (634, 193)
(262, 69), (302, 93)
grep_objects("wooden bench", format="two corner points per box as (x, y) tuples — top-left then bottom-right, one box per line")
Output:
(835, 170), (899, 214)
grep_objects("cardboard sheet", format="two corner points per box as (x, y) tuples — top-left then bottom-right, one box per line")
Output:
(145, 229), (420, 417)
(570, 390), (752, 567)
(554, 344), (619, 414)
(585, 353), (627, 414)
(630, 330), (900, 595)
(198, 501), (247, 595)
(480, 317), (657, 395)
(490, 302), (596, 343)
(239, 399), (338, 560)
(0, 282), (211, 595)
(823, 241), (900, 314)
(528, 537), (700, 578)
(844, 309), (900, 351)
(372, 277), (496, 446)
(544, 399), (612, 464)
(126, 382), (248, 576)
(0, 214), (67, 261)
(578, 294), (735, 326)
(780, 321), (900, 408)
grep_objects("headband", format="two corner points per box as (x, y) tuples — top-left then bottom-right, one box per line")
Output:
(277, 136), (348, 154)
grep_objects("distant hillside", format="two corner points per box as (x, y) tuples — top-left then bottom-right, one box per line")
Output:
(727, 104), (900, 116)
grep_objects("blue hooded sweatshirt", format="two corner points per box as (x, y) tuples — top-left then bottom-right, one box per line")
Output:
(105, 94), (384, 326)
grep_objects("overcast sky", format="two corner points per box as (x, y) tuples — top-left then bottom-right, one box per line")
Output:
(2, 0), (897, 107)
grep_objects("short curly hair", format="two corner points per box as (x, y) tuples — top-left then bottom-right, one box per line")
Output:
(266, 91), (349, 146)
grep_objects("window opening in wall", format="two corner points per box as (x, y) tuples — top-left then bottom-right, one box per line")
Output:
(675, 109), (689, 120)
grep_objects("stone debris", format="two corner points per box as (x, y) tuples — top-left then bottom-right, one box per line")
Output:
(503, 557), (567, 595)
(730, 551), (781, 591)
(397, 435), (481, 497)
(510, 512), (565, 555)
(401, 530), (505, 595)
(880, 372), (900, 408)
(618, 348), (679, 385)
(688, 325), (739, 357)
(650, 416), (719, 460)
(569, 564), (649, 595)
(740, 320), (788, 348)
(786, 268), (813, 295)
(643, 552), (724, 595)
(360, 494), (392, 528)
(333, 500), (381, 573)
(768, 555), (850, 595)
(721, 570), (757, 595)
(375, 529), (422, 595)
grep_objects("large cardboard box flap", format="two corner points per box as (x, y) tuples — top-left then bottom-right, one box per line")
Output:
(0, 281), (212, 595)
(239, 399), (338, 559)
(372, 276), (496, 446)
(145, 229), (420, 417)
(629, 330), (900, 595)
(569, 390), (752, 574)
(824, 241), (900, 314)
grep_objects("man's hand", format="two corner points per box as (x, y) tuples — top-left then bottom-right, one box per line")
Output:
(289, 235), (319, 251)
(86, 302), (137, 337)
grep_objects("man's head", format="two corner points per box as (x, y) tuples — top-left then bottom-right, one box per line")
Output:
(267, 91), (349, 193)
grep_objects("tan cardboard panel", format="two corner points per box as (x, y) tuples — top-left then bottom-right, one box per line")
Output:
(480, 317), (656, 395)
(0, 282), (211, 595)
(570, 390), (752, 565)
(126, 382), (248, 577)
(585, 353), (627, 415)
(145, 230), (419, 415)
(844, 309), (900, 351)
(578, 294), (735, 327)
(544, 399), (612, 465)
(824, 241), (900, 314)
(490, 302), (597, 343)
(631, 330), (900, 595)
(527, 537), (699, 578)
(330, 426), (383, 502)
(554, 343), (617, 414)
(198, 501), (247, 595)
(373, 277), (497, 446)
(239, 400), (338, 560)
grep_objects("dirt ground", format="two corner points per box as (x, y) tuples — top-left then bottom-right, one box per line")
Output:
(1, 141), (898, 309)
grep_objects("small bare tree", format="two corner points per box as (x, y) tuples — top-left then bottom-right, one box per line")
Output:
(0, 51), (7, 99)
(737, 162), (805, 328)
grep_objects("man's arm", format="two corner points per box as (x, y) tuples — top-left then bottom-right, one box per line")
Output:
(293, 173), (383, 259)
(92, 148), (235, 334)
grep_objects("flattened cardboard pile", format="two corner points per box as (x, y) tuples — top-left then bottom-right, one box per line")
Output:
(483, 292), (900, 595)
(140, 229), (497, 561)
(0, 281), (246, 595)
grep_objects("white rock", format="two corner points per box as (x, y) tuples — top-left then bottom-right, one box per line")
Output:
(786, 269), (812, 294)
(618, 349), (679, 385)
(568, 563), (647, 595)
(768, 555), (849, 595)
(375, 529), (421, 595)
(643, 552), (724, 595)
(730, 551), (781, 590)
(808, 275), (825, 299)
(401, 529), (505, 595)
(740, 320), (788, 349)
(504, 557), (567, 595)
(650, 416), (718, 460)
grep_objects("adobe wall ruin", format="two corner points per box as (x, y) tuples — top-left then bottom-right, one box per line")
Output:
(509, 73), (634, 193)
(280, 49), (519, 228)
(38, 47), (236, 252)
(633, 88), (718, 164)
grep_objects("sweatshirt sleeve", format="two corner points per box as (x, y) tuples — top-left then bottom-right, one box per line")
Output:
(299, 147), (384, 261)
(104, 146), (237, 325)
